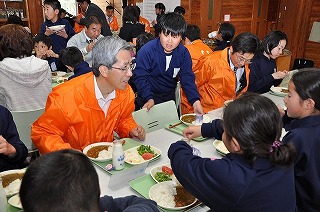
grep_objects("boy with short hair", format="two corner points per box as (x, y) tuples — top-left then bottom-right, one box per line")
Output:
(60, 46), (91, 80)
(106, 5), (118, 31)
(133, 12), (203, 114)
(33, 34), (60, 71)
(40, 0), (75, 66)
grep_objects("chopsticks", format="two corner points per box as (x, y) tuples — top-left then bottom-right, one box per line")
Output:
(169, 122), (183, 128)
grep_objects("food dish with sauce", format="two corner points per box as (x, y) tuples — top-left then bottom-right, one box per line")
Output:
(83, 142), (114, 162)
(0, 169), (25, 196)
(180, 114), (211, 126)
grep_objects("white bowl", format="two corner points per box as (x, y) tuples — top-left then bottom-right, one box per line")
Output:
(213, 139), (229, 156)
(0, 169), (25, 197)
(149, 181), (197, 210)
(150, 163), (175, 183)
(83, 142), (114, 162)
(48, 25), (65, 32)
(180, 114), (211, 126)
(8, 194), (23, 209)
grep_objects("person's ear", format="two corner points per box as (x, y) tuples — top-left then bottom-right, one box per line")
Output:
(229, 46), (233, 53)
(304, 98), (315, 110)
(231, 137), (241, 153)
(99, 65), (108, 77)
(55, 9), (59, 15)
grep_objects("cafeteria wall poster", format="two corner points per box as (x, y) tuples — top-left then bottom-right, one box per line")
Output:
(309, 22), (320, 43)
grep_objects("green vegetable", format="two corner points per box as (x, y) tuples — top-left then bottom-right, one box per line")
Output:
(154, 172), (172, 182)
(137, 145), (155, 156)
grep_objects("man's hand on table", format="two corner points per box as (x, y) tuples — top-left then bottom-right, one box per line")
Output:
(129, 125), (146, 140)
(182, 126), (202, 139)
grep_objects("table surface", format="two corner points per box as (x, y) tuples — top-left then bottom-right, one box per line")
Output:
(6, 92), (285, 212)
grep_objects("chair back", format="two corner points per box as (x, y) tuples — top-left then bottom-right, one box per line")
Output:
(292, 58), (314, 70)
(11, 108), (44, 151)
(132, 100), (179, 133)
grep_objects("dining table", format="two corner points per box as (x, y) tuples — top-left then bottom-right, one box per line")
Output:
(6, 91), (285, 212)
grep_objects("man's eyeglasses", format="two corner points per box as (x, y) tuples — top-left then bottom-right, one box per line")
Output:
(111, 62), (136, 72)
(237, 53), (253, 64)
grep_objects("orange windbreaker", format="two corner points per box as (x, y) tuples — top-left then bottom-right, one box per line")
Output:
(181, 48), (250, 114)
(108, 15), (119, 31)
(74, 14), (85, 34)
(139, 16), (150, 32)
(31, 72), (138, 154)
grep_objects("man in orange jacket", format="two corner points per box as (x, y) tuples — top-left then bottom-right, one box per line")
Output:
(31, 36), (145, 154)
(181, 32), (260, 114)
(106, 5), (119, 31)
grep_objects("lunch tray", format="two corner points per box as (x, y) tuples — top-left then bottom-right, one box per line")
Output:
(92, 138), (160, 175)
(129, 174), (202, 212)
(165, 121), (208, 142)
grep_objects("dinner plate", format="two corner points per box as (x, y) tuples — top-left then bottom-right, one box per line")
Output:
(150, 163), (176, 183)
(8, 194), (23, 209)
(269, 86), (288, 97)
(149, 181), (197, 210)
(83, 142), (114, 162)
(124, 145), (161, 165)
(213, 140), (229, 156)
(0, 169), (25, 197)
(180, 114), (211, 126)
(48, 24), (65, 32)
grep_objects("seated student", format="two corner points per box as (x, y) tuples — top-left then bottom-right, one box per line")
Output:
(248, 31), (289, 93)
(60, 46), (91, 80)
(106, 5), (119, 31)
(31, 36), (145, 154)
(119, 5), (145, 43)
(133, 12), (203, 114)
(190, 32), (260, 113)
(280, 69), (320, 211)
(133, 6), (150, 33)
(33, 34), (61, 72)
(0, 105), (28, 172)
(213, 22), (235, 51)
(20, 149), (159, 212)
(170, 93), (296, 211)
(181, 24), (213, 114)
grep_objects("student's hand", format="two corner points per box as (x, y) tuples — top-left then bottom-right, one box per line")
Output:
(182, 126), (202, 139)
(86, 41), (95, 53)
(278, 105), (286, 117)
(129, 125), (146, 140)
(193, 100), (204, 115)
(36, 51), (47, 59)
(272, 70), (289, 79)
(44, 26), (54, 36)
(142, 99), (155, 111)
(0, 135), (16, 157)
(56, 29), (68, 39)
(74, 16), (82, 24)
(151, 20), (157, 26)
(46, 50), (59, 58)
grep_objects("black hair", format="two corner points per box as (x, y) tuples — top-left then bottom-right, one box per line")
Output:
(231, 32), (260, 55)
(84, 15), (101, 28)
(223, 92), (296, 167)
(218, 22), (235, 41)
(33, 34), (52, 48)
(262, 30), (288, 55)
(136, 32), (154, 52)
(159, 12), (187, 39)
(106, 5), (114, 10)
(174, 6), (185, 15)
(77, 0), (91, 4)
(155, 2), (165, 13)
(291, 68), (320, 111)
(134, 5), (141, 15)
(6, 14), (23, 26)
(43, 0), (61, 11)
(122, 5), (139, 24)
(20, 149), (100, 212)
(185, 24), (201, 42)
(60, 47), (84, 68)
